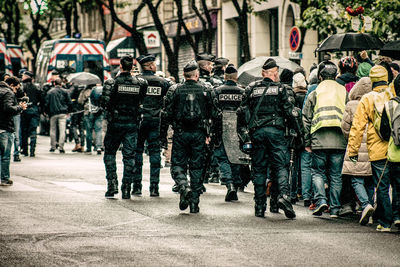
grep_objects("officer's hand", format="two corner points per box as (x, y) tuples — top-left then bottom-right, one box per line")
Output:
(349, 155), (358, 164)
(305, 146), (312, 153)
(205, 137), (211, 145)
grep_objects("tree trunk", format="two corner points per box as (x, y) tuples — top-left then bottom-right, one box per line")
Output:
(232, 0), (251, 65)
(72, 0), (80, 33)
(63, 2), (73, 37)
(200, 0), (213, 54)
(13, 0), (20, 44)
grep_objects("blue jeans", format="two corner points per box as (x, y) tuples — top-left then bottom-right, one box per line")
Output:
(311, 149), (344, 213)
(351, 176), (374, 209)
(0, 132), (13, 181)
(84, 113), (103, 152)
(13, 114), (21, 156)
(301, 151), (313, 201)
(371, 160), (392, 228)
(214, 143), (241, 186)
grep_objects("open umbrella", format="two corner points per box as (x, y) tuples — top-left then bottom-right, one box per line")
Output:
(380, 40), (400, 60)
(66, 72), (102, 86)
(237, 56), (300, 86)
(315, 32), (384, 53)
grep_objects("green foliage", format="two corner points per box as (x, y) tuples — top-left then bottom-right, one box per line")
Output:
(297, 0), (400, 41)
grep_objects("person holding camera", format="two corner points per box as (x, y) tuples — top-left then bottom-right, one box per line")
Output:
(0, 77), (27, 185)
(237, 58), (297, 219)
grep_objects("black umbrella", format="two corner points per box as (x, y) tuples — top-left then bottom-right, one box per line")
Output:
(380, 40), (400, 60)
(237, 56), (300, 86)
(66, 72), (102, 86)
(315, 32), (384, 53)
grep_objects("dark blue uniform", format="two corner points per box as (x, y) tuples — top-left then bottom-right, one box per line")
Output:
(237, 77), (296, 218)
(101, 72), (147, 198)
(214, 80), (243, 200)
(132, 70), (171, 196)
(163, 78), (218, 213)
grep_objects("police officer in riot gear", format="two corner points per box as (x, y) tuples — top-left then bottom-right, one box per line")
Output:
(196, 53), (222, 184)
(132, 54), (171, 197)
(212, 57), (229, 83)
(162, 61), (218, 213)
(214, 64), (244, 201)
(100, 55), (148, 199)
(237, 58), (296, 218)
(196, 53), (223, 87)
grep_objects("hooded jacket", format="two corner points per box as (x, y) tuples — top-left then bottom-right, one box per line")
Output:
(341, 77), (372, 176)
(0, 81), (23, 132)
(347, 66), (389, 161)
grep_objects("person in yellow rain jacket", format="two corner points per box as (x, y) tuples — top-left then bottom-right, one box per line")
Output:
(347, 65), (392, 232)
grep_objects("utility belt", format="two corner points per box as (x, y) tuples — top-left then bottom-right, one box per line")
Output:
(249, 114), (284, 130)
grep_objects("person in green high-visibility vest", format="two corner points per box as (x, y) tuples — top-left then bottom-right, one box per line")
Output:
(302, 60), (348, 218)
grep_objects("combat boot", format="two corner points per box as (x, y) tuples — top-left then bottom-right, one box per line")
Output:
(270, 197), (279, 213)
(225, 183), (238, 202)
(105, 179), (118, 198)
(179, 185), (192, 211)
(121, 183), (131, 199)
(150, 183), (159, 197)
(278, 195), (296, 219)
(255, 199), (266, 218)
(190, 202), (200, 213)
(131, 182), (142, 196)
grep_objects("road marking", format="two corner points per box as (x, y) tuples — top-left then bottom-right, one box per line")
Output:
(50, 181), (104, 191)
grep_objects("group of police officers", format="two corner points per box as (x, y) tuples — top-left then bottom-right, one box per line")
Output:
(100, 53), (300, 218)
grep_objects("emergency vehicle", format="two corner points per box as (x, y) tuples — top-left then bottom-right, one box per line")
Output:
(6, 44), (27, 75)
(0, 38), (12, 76)
(35, 38), (111, 88)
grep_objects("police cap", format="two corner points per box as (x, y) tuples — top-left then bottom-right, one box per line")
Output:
(225, 64), (237, 74)
(183, 61), (199, 72)
(214, 57), (229, 67)
(262, 58), (278, 70)
(196, 53), (215, 62)
(137, 54), (156, 65)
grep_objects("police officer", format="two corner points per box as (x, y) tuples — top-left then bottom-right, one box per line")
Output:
(196, 53), (222, 184)
(162, 61), (218, 213)
(237, 58), (296, 218)
(101, 55), (148, 199)
(212, 57), (229, 83)
(196, 53), (223, 87)
(132, 54), (171, 197)
(214, 64), (243, 201)
(20, 71), (43, 157)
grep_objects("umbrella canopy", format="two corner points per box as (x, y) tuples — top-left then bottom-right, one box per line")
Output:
(237, 56), (300, 86)
(315, 32), (384, 53)
(66, 72), (102, 86)
(380, 40), (400, 60)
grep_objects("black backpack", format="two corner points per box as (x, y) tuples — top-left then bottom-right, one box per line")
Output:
(181, 92), (202, 127)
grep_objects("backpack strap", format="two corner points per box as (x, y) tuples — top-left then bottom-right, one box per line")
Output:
(248, 81), (270, 129)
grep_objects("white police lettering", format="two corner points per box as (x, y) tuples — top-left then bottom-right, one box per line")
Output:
(118, 85), (140, 94)
(219, 94), (242, 101)
(253, 87), (267, 96)
(147, 86), (162, 96)
(266, 86), (278, 95)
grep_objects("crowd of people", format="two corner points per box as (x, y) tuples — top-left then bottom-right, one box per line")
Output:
(1, 49), (399, 232)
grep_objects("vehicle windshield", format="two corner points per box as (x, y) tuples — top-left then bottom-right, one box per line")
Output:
(0, 54), (5, 72)
(55, 55), (77, 76)
(11, 58), (21, 76)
